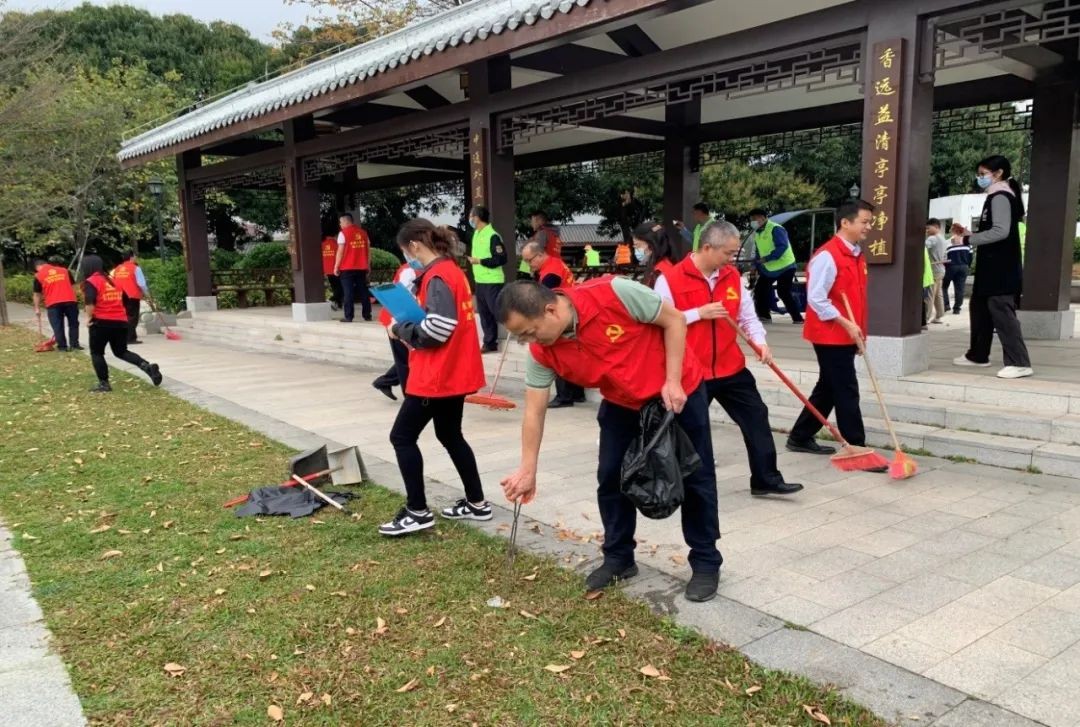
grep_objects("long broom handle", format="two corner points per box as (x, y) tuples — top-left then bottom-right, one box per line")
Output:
(487, 339), (512, 395)
(723, 316), (849, 446)
(840, 294), (903, 452)
(144, 290), (177, 336)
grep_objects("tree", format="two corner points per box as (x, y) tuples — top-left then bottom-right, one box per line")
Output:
(275, 0), (469, 54)
(699, 161), (825, 226)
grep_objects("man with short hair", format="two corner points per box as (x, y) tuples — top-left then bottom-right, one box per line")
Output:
(110, 250), (149, 343)
(583, 244), (602, 267)
(497, 278), (723, 603)
(655, 222), (802, 497)
(528, 210), (562, 259)
(333, 212), (372, 322)
(466, 205), (507, 353)
(521, 241), (584, 408)
(33, 258), (80, 351)
(748, 208), (802, 324)
(674, 202), (715, 252)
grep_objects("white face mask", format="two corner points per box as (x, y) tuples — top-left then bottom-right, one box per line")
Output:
(750, 220), (762, 231)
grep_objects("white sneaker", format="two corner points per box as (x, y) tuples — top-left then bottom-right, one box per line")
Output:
(440, 499), (492, 521)
(997, 366), (1034, 379)
(953, 356), (991, 367)
(378, 507), (434, 536)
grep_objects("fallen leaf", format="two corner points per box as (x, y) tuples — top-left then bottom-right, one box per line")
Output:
(215, 548), (226, 554)
(523, 572), (538, 581)
(426, 665), (436, 676)
(73, 457), (83, 465)
(544, 664), (572, 674)
(570, 650), (585, 660)
(320, 693), (332, 706)
(259, 570), (272, 580)
(802, 705), (832, 725)
(156, 562), (164, 573)
(584, 590), (604, 601)
(445, 704), (457, 713)
(214, 588), (226, 596)
(395, 678), (420, 693)
(247, 608), (256, 615)
(670, 554), (687, 565)
(162, 520), (174, 529)
(305, 584), (316, 591)
(433, 617), (446, 628)
(163, 662), (186, 677)
(89, 525), (111, 534)
(22, 533), (38, 541)
(618, 628), (627, 639)
(639, 664), (661, 678)
(267, 704), (284, 722)
(374, 617), (388, 635)
(296, 691), (313, 705)
(100, 550), (123, 560)
(745, 685), (762, 696)
(395, 607), (408, 615)
(519, 610), (537, 619)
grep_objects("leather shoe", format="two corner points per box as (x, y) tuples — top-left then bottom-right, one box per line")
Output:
(585, 562), (638, 591)
(548, 398), (574, 409)
(751, 482), (804, 496)
(685, 571), (719, 602)
(786, 438), (837, 455)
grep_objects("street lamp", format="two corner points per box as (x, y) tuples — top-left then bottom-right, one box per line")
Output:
(147, 178), (166, 261)
(849, 182), (861, 200)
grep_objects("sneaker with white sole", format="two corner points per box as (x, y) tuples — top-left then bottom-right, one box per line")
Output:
(440, 499), (492, 521)
(378, 507), (434, 536)
(997, 366), (1034, 379)
(953, 356), (992, 367)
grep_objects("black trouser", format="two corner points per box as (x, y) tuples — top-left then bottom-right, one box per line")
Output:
(966, 293), (1031, 367)
(89, 322), (149, 383)
(124, 297), (141, 342)
(373, 336), (410, 391)
(706, 369), (784, 489)
(326, 274), (343, 307)
(340, 269), (371, 321)
(389, 394), (484, 513)
(943, 265), (968, 313)
(789, 344), (866, 446)
(474, 283), (503, 349)
(554, 376), (585, 403)
(754, 268), (802, 322)
(596, 385), (721, 573)
(46, 303), (79, 349)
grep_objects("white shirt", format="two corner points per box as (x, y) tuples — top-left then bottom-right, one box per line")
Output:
(654, 269), (767, 346)
(336, 231), (346, 245)
(806, 236), (860, 321)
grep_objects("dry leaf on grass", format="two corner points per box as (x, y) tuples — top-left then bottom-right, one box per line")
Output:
(89, 525), (111, 534)
(22, 533), (38, 541)
(584, 590), (604, 601)
(617, 629), (626, 639)
(296, 691), (313, 705)
(395, 678), (420, 693)
(100, 550), (122, 560)
(320, 693), (332, 706)
(522, 572), (538, 581)
(802, 705), (832, 725)
(374, 617), (388, 636)
(433, 617), (447, 628)
(519, 610), (538, 619)
(394, 607), (408, 615)
(544, 664), (571, 674)
(330, 591), (347, 597)
(304, 584), (316, 591)
(267, 704), (284, 721)
(214, 588), (226, 596)
(745, 685), (762, 696)
(162, 663), (186, 677)
(570, 650), (585, 660)
(639, 664), (661, 678)
(259, 570), (272, 580)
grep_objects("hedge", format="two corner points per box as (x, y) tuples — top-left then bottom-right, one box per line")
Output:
(238, 242), (291, 270)
(140, 257), (188, 313)
(5, 274), (34, 305)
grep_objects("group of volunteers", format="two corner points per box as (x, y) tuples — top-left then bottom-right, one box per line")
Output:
(32, 252), (163, 392)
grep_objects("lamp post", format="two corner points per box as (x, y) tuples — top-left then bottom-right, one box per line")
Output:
(849, 182), (861, 200)
(148, 178), (165, 261)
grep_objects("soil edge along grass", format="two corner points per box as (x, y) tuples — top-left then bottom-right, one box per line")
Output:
(0, 327), (884, 726)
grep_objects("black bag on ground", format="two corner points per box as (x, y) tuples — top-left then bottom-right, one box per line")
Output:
(620, 399), (702, 519)
(234, 486), (353, 518)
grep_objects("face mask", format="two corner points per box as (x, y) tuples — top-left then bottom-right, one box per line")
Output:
(750, 220), (762, 231)
(633, 248), (648, 263)
(468, 218), (477, 229)
(407, 257), (424, 271)
(976, 174), (993, 190)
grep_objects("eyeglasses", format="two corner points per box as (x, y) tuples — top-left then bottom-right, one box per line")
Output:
(522, 256), (538, 264)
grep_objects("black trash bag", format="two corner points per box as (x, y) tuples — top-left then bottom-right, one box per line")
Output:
(234, 486), (354, 518)
(620, 399), (702, 520)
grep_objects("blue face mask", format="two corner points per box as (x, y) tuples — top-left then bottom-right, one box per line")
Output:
(405, 254), (423, 270)
(468, 218), (477, 229)
(976, 174), (993, 190)
(634, 248), (648, 263)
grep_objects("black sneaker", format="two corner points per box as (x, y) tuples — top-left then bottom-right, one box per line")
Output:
(584, 562), (639, 591)
(440, 499), (492, 521)
(141, 362), (163, 386)
(55, 346), (69, 352)
(89, 381), (112, 394)
(378, 507), (434, 537)
(786, 438), (837, 455)
(685, 571), (719, 602)
(548, 398), (574, 409)
(372, 382), (397, 401)
(751, 482), (805, 496)
(70, 344), (84, 351)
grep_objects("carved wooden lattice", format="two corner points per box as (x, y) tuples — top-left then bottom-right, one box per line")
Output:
(191, 165), (285, 200)
(302, 126), (468, 183)
(933, 0), (1080, 71)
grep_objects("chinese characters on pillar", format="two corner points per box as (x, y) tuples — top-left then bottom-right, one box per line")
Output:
(178, 190), (191, 272)
(284, 167), (300, 271)
(862, 39), (904, 264)
(469, 128), (487, 206)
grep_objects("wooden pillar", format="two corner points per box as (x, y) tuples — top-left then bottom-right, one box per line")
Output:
(467, 56), (515, 273)
(176, 150), (215, 312)
(284, 116), (328, 320)
(663, 99), (701, 260)
(1020, 76), (1079, 339)
(860, 6), (934, 376)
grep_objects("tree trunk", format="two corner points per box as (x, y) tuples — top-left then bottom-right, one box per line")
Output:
(0, 256), (10, 326)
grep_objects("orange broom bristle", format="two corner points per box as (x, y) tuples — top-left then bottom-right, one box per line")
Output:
(888, 450), (918, 480)
(465, 393), (516, 410)
(831, 448), (889, 472)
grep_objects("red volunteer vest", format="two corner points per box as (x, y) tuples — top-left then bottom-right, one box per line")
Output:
(406, 258), (486, 398)
(536, 256), (574, 290)
(378, 263), (412, 327)
(539, 225), (562, 258)
(530, 277), (704, 410)
(338, 225), (370, 271)
(803, 236), (868, 346)
(665, 256), (745, 379)
(654, 259), (674, 279)
(86, 273), (128, 323)
(321, 237), (337, 275)
(34, 264), (76, 307)
(110, 260), (142, 300)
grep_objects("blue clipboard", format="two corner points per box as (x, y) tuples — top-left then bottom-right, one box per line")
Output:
(371, 282), (425, 324)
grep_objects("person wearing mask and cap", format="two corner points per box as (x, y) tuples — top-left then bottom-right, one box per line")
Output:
(465, 205), (507, 354)
(748, 209), (802, 324)
(79, 255), (163, 393)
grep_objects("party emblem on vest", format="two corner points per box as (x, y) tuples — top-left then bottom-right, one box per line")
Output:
(725, 286), (738, 300)
(461, 299), (474, 321)
(604, 324), (625, 343)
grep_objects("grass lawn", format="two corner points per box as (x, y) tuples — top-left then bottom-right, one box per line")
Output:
(0, 326), (883, 726)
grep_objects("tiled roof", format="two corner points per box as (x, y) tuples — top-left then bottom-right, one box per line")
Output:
(556, 223), (623, 245)
(118, 0), (594, 162)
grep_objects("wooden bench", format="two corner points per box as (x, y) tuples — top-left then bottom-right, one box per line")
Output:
(211, 269), (294, 308)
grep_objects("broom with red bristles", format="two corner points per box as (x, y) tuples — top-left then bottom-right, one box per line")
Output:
(145, 291), (181, 341)
(725, 317), (888, 473)
(465, 340), (516, 410)
(840, 294), (917, 480)
(33, 314), (57, 353)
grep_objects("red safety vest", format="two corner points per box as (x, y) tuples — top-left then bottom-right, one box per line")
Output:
(539, 225), (562, 258)
(34, 264), (76, 307)
(378, 263), (412, 327)
(654, 259), (674, 279)
(530, 277), (704, 410)
(406, 258), (486, 398)
(536, 255), (574, 290)
(803, 235), (868, 346)
(110, 260), (142, 300)
(338, 225), (370, 271)
(321, 237), (337, 275)
(664, 256), (745, 379)
(85, 273), (128, 323)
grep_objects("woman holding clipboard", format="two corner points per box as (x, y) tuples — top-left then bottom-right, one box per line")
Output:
(379, 219), (491, 537)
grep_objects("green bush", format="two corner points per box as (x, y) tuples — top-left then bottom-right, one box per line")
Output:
(141, 257), (188, 313)
(369, 247), (401, 270)
(239, 242), (291, 270)
(211, 248), (241, 270)
(5, 274), (35, 305)
(1074, 237), (1080, 263)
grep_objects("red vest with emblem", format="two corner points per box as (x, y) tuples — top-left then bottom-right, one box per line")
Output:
(338, 225), (370, 271)
(321, 237), (337, 275)
(34, 264), (76, 307)
(110, 260), (142, 300)
(803, 235), (868, 346)
(86, 273), (128, 322)
(665, 256), (745, 379)
(539, 225), (562, 258)
(530, 277), (704, 410)
(378, 263), (412, 327)
(536, 255), (574, 290)
(406, 258), (486, 398)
